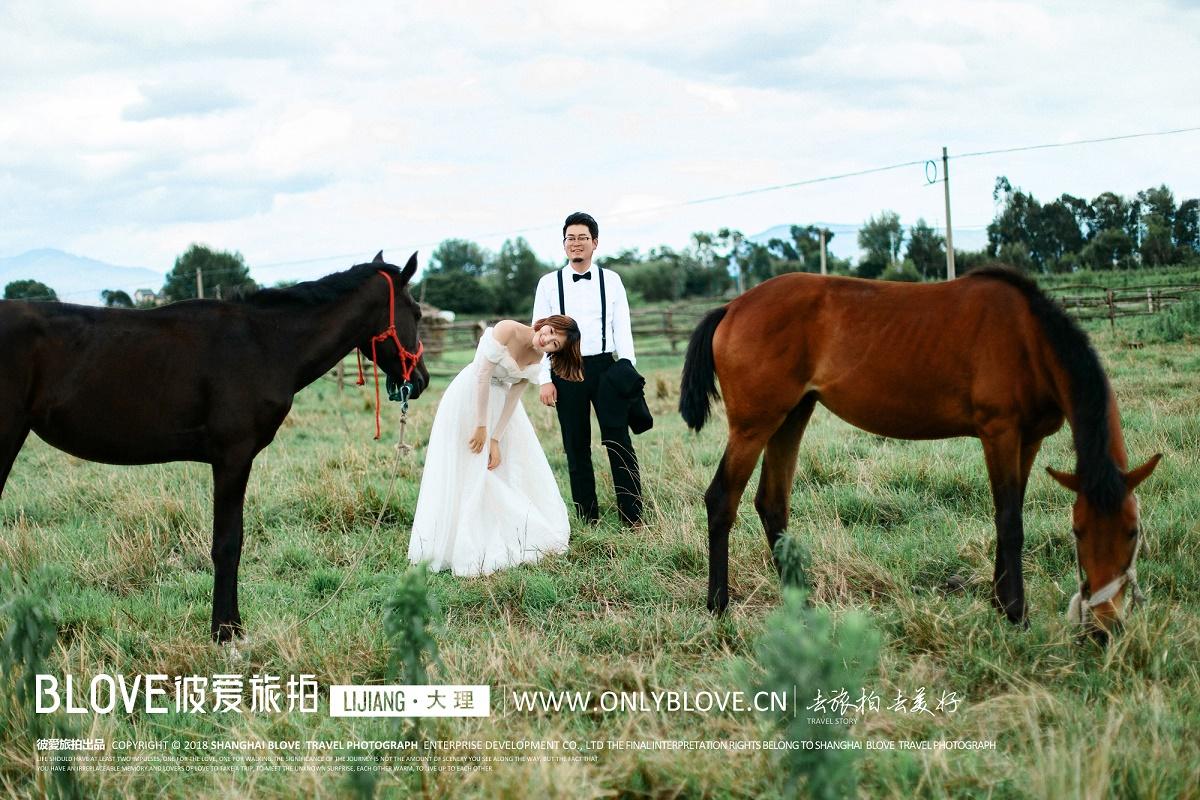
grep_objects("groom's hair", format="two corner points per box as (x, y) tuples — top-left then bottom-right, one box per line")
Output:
(534, 315), (584, 382)
(562, 212), (598, 240)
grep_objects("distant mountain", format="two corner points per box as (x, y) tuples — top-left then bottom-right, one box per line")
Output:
(747, 223), (989, 264)
(0, 249), (164, 305)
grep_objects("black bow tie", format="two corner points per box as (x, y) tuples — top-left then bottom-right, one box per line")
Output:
(572, 272), (592, 282)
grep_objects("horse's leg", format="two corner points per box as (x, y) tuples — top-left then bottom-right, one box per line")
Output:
(980, 427), (1027, 625)
(210, 455), (255, 642)
(0, 423), (31, 499)
(1018, 438), (1043, 497)
(705, 425), (777, 614)
(754, 394), (818, 572)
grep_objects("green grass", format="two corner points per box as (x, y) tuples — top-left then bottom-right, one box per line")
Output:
(1, 312), (1198, 798)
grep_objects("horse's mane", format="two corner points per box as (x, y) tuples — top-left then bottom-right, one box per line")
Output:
(965, 266), (1125, 512)
(237, 262), (402, 308)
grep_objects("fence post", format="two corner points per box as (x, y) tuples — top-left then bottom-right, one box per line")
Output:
(1146, 287), (1153, 313)
(336, 360), (345, 393)
(1106, 289), (1115, 331)
(664, 309), (676, 352)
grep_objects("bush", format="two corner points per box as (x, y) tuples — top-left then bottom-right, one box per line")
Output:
(617, 261), (684, 303)
(880, 260), (922, 282)
(741, 538), (881, 800)
(1138, 293), (1200, 342)
(383, 566), (443, 685)
(416, 272), (495, 315)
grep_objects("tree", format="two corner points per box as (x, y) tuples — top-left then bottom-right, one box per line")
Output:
(793, 225), (836, 273)
(766, 237), (798, 262)
(766, 225), (837, 275)
(684, 233), (732, 296)
(988, 177), (1039, 270)
(428, 239), (490, 277)
(905, 218), (945, 279)
(988, 178), (1088, 273)
(857, 211), (903, 279)
(418, 271), (495, 314)
(1081, 228), (1134, 271)
(491, 237), (549, 315)
(4, 279), (57, 301)
(671, 240), (727, 297)
(1088, 191), (1140, 252)
(744, 242), (777, 284)
(1138, 185), (1177, 267)
(416, 238), (494, 313)
(1060, 193), (1093, 240)
(615, 260), (682, 303)
(162, 244), (256, 302)
(598, 248), (641, 269)
(715, 227), (749, 290)
(101, 289), (134, 308)
(690, 231), (717, 268)
(1037, 198), (1085, 271)
(1175, 198), (1200, 255)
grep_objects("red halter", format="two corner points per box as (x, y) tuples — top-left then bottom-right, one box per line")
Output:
(356, 269), (424, 440)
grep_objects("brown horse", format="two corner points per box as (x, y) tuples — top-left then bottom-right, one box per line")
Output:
(679, 267), (1159, 641)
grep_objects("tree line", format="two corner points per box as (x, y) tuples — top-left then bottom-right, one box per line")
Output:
(986, 178), (1199, 273)
(5, 178), (1197, 309)
(410, 178), (1199, 311)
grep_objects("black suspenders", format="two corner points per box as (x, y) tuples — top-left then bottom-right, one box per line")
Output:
(557, 268), (607, 353)
(598, 268), (607, 352)
(557, 268), (565, 316)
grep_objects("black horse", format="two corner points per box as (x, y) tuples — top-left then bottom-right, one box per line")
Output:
(0, 252), (428, 641)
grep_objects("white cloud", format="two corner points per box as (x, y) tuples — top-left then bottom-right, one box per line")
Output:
(0, 0), (1196, 288)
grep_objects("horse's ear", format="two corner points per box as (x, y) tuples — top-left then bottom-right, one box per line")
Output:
(1046, 466), (1081, 493)
(1124, 453), (1162, 491)
(373, 251), (385, 263)
(400, 252), (418, 284)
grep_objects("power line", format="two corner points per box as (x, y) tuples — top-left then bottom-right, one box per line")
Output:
(621, 159), (931, 218)
(953, 126), (1200, 161)
(346, 124), (1200, 261)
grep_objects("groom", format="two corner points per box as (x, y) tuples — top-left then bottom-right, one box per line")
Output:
(534, 211), (643, 527)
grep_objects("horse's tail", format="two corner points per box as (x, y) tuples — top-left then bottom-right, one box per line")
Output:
(679, 307), (728, 432)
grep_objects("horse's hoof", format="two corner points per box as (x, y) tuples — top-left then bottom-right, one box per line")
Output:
(211, 621), (245, 643)
(706, 592), (730, 616)
(1002, 609), (1029, 629)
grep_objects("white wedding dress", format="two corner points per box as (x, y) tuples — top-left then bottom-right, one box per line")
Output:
(408, 327), (570, 576)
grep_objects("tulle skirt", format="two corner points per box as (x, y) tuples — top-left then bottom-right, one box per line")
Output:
(407, 367), (570, 576)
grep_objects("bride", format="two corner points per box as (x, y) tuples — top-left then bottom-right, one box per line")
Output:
(408, 315), (583, 576)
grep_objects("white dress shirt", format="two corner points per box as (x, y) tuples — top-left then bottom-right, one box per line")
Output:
(532, 265), (636, 385)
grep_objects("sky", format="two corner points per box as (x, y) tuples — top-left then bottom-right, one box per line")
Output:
(2, 0), (1198, 289)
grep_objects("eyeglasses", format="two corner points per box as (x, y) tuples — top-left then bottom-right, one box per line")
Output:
(564, 235), (592, 243)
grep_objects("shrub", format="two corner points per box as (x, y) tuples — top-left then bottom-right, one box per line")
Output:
(1138, 292), (1200, 342)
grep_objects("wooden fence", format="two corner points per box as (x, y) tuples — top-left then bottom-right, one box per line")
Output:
(1044, 283), (1200, 325)
(325, 281), (1199, 384)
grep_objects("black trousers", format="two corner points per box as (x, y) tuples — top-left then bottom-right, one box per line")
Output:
(552, 354), (642, 525)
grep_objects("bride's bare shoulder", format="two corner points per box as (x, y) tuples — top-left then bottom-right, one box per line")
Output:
(491, 319), (521, 344)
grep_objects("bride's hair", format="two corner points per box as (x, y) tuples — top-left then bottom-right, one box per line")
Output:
(533, 315), (584, 382)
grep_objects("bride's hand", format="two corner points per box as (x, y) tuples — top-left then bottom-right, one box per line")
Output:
(468, 426), (487, 453)
(487, 439), (501, 470)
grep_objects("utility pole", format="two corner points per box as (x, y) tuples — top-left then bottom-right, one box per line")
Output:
(819, 228), (828, 275)
(196, 266), (205, 299)
(943, 146), (956, 279)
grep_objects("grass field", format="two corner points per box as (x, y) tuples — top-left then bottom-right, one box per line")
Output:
(1, 303), (1198, 799)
